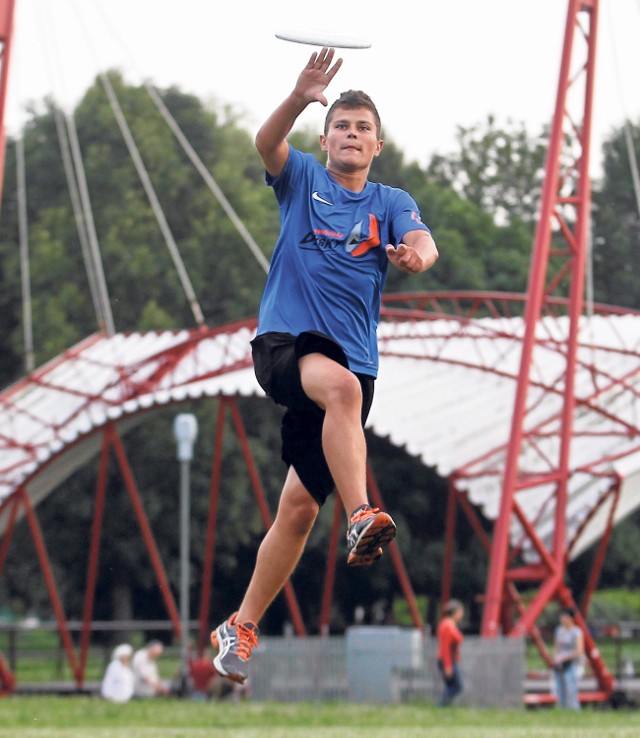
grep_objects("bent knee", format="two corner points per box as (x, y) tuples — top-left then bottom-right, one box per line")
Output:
(324, 371), (362, 411)
(276, 492), (319, 536)
(288, 495), (319, 534)
(299, 354), (362, 411)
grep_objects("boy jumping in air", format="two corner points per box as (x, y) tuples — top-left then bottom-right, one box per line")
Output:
(212, 47), (438, 684)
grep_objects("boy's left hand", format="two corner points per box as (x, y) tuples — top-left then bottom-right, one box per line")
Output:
(386, 243), (424, 274)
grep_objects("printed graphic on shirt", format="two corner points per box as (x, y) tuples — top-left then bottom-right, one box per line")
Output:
(300, 214), (381, 257)
(347, 215), (381, 257)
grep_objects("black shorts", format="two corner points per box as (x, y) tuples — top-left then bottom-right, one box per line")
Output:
(250, 331), (375, 506)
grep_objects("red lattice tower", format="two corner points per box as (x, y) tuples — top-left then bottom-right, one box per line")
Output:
(480, 0), (613, 697)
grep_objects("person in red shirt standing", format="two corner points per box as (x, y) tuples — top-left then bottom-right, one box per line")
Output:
(436, 599), (465, 706)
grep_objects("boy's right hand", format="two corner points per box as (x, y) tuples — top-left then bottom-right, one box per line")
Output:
(293, 47), (343, 107)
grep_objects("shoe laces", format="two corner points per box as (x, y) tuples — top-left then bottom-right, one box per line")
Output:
(351, 505), (379, 523)
(234, 621), (258, 660)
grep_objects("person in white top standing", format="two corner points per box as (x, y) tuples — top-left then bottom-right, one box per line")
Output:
(552, 607), (585, 710)
(132, 641), (170, 698)
(100, 643), (134, 703)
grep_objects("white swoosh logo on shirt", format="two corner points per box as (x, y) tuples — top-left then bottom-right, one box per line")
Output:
(312, 191), (334, 206)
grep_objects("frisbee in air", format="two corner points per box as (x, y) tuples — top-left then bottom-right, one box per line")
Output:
(275, 28), (372, 49)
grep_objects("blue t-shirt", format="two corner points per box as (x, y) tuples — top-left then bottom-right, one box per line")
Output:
(257, 146), (430, 376)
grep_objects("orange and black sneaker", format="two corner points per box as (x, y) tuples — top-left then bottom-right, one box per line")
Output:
(211, 612), (259, 684)
(346, 504), (396, 566)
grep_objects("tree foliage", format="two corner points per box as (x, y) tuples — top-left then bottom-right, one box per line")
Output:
(427, 115), (548, 226)
(592, 119), (640, 309)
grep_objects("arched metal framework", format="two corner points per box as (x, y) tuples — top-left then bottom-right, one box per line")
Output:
(0, 319), (429, 688)
(1, 291), (639, 696)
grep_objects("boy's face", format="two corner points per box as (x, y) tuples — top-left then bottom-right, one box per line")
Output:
(320, 106), (383, 174)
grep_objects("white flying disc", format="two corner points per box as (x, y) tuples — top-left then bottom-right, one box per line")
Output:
(275, 28), (372, 49)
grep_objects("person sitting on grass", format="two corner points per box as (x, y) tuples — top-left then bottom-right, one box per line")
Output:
(132, 640), (170, 698)
(100, 643), (134, 704)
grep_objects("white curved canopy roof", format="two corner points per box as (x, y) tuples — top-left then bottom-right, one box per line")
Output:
(373, 310), (640, 560)
(1, 309), (639, 561)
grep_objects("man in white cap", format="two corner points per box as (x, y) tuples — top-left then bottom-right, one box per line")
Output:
(100, 643), (134, 703)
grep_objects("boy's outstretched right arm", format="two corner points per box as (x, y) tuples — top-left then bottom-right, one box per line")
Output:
(255, 47), (342, 177)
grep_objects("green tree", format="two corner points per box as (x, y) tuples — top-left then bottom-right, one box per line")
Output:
(0, 76), (279, 627)
(0, 72), (274, 372)
(427, 115), (548, 226)
(592, 118), (640, 309)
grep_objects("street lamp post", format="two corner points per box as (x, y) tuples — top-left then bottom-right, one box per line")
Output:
(173, 413), (198, 693)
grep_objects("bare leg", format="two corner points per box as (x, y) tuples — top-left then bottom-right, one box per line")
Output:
(299, 352), (368, 517)
(237, 466), (319, 625)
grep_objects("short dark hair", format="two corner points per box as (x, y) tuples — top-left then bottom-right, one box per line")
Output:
(560, 607), (576, 619)
(324, 90), (382, 138)
(443, 599), (463, 617)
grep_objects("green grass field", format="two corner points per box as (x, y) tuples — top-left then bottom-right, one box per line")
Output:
(0, 697), (638, 738)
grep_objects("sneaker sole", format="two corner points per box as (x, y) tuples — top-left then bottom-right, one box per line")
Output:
(348, 546), (383, 567)
(348, 512), (396, 566)
(213, 654), (247, 684)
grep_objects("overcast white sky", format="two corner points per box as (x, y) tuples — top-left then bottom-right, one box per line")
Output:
(6, 0), (640, 175)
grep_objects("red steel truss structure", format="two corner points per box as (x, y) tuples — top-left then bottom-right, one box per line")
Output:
(2, 290), (639, 695)
(483, 0), (598, 638)
(457, 0), (614, 701)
